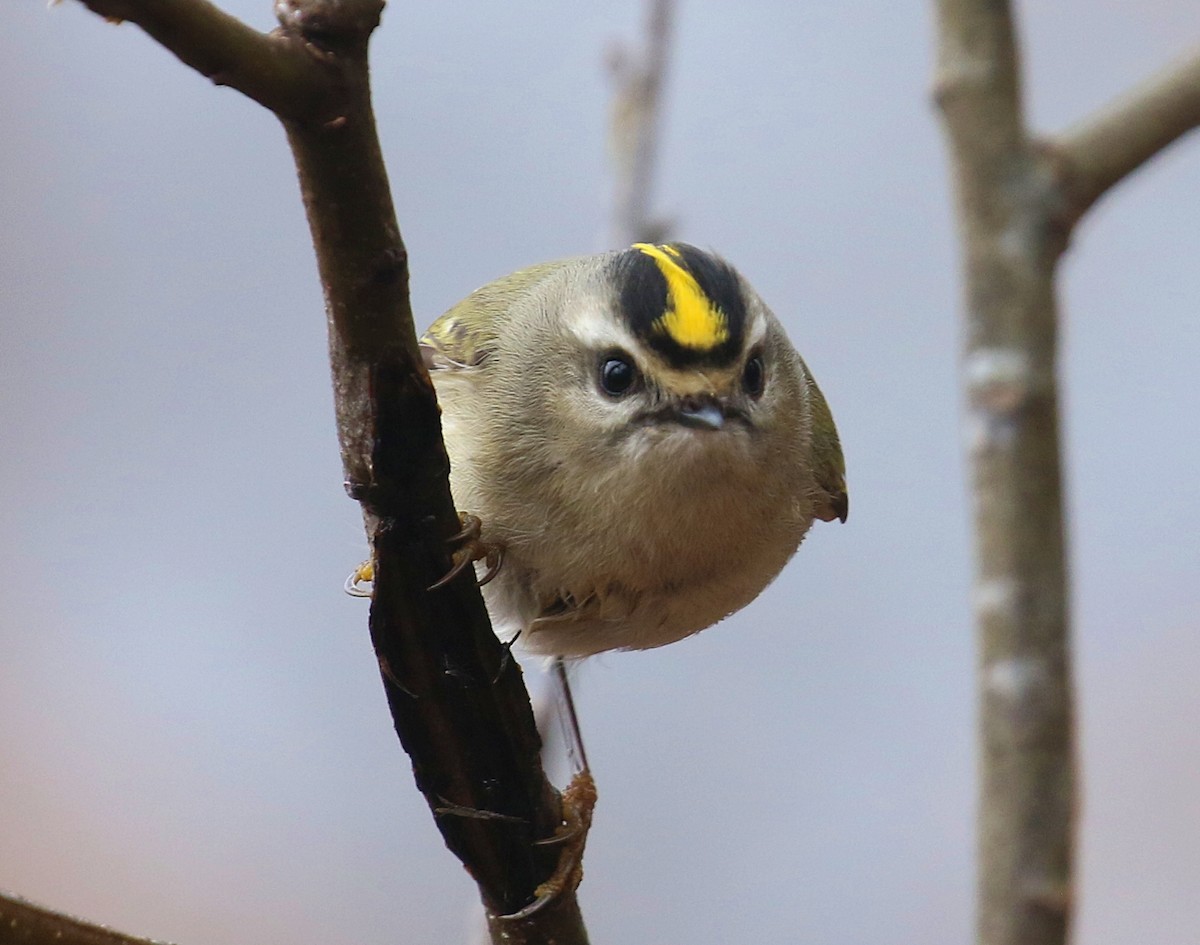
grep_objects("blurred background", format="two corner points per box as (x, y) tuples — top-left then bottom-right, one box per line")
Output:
(2, 2), (1198, 942)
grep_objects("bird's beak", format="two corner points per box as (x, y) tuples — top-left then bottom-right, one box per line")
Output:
(674, 395), (726, 431)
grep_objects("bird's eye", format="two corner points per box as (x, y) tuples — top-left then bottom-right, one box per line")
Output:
(742, 353), (766, 398)
(598, 354), (638, 397)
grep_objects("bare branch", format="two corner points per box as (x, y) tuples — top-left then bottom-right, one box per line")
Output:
(0, 892), (171, 945)
(933, 3), (1076, 945)
(1052, 47), (1200, 223)
(936, 20), (1200, 945)
(606, 0), (674, 247)
(56, 0), (587, 938)
(279, 31), (571, 918)
(932, 0), (1025, 168)
(73, 0), (329, 118)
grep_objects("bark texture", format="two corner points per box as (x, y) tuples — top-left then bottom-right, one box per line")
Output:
(934, 6), (1200, 945)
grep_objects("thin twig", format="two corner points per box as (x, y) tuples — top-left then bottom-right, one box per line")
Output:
(1052, 46), (1200, 224)
(607, 0), (674, 247)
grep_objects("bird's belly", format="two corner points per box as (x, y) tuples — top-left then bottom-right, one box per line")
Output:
(447, 409), (817, 657)
(485, 484), (811, 657)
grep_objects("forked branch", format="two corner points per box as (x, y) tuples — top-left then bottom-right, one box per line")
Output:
(42, 1), (584, 941)
(934, 4), (1200, 945)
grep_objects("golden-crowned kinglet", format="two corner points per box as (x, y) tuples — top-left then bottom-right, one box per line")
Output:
(421, 242), (847, 658)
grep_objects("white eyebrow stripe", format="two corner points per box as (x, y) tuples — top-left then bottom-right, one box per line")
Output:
(568, 302), (643, 353)
(725, 304), (765, 352)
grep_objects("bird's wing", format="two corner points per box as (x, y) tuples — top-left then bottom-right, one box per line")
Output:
(804, 366), (849, 523)
(420, 261), (568, 372)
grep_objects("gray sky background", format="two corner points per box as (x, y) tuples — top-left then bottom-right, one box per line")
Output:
(2, 2), (1199, 943)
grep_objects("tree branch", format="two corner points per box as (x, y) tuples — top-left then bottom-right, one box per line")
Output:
(74, 0), (329, 118)
(932, 0), (1025, 172)
(50, 0), (587, 940)
(1052, 46), (1200, 224)
(933, 3), (1075, 945)
(0, 893), (170, 945)
(936, 11), (1200, 941)
(606, 0), (674, 247)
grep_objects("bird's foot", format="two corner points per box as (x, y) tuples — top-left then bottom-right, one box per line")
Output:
(496, 768), (597, 921)
(344, 559), (375, 598)
(343, 515), (503, 598)
(428, 512), (505, 591)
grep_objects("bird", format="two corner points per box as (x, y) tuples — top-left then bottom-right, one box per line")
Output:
(415, 241), (847, 659)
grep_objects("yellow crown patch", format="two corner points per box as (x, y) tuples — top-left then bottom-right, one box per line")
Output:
(633, 243), (730, 351)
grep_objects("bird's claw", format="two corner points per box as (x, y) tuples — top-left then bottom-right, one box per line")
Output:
(448, 512), (483, 544)
(344, 560), (375, 597)
(495, 768), (597, 922)
(344, 514), (503, 597)
(428, 513), (505, 591)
